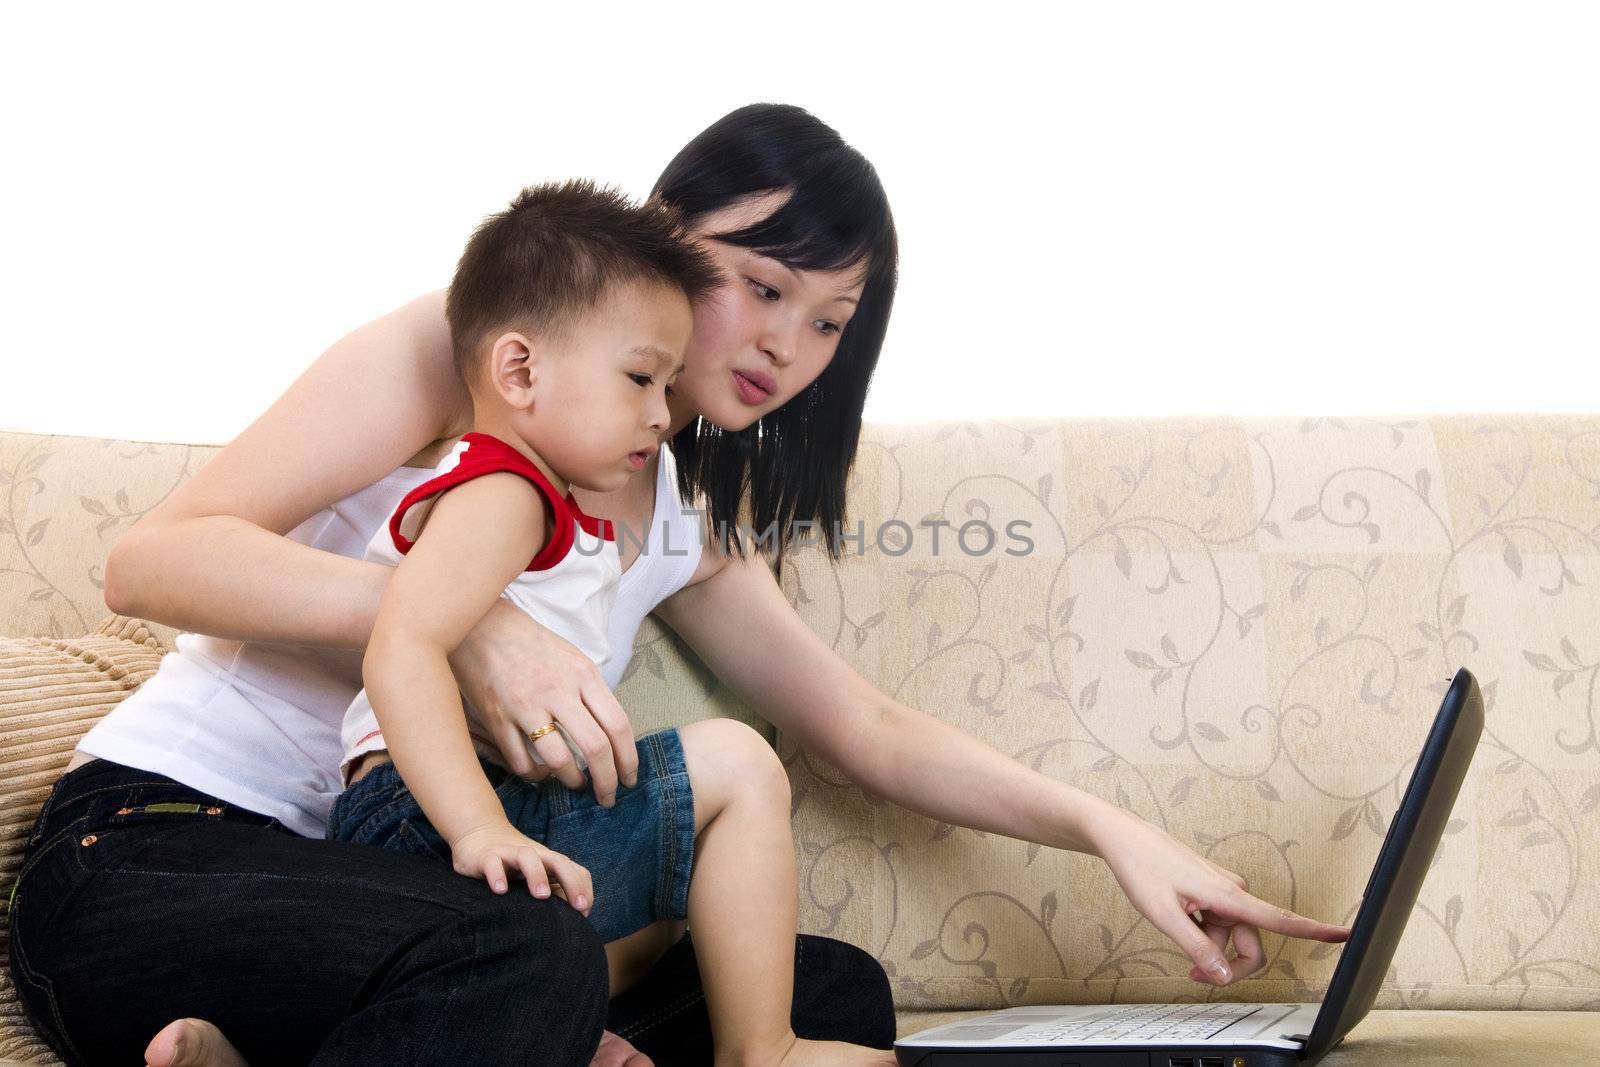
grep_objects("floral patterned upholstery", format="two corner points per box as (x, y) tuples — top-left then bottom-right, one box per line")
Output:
(3, 419), (1598, 1047)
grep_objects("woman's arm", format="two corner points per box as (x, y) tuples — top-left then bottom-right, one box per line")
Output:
(655, 550), (1349, 986)
(656, 551), (1103, 843)
(102, 290), (469, 648)
(97, 289), (639, 797)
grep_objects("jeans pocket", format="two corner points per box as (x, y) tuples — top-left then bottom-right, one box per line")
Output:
(391, 818), (453, 864)
(327, 762), (413, 840)
(69, 793), (240, 874)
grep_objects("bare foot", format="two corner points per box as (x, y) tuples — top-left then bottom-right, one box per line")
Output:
(143, 1017), (653, 1067)
(144, 1018), (250, 1067)
(591, 1029), (655, 1066)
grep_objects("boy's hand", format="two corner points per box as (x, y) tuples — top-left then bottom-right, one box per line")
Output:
(448, 820), (593, 914)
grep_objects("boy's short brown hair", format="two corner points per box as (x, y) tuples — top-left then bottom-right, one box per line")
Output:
(446, 179), (723, 386)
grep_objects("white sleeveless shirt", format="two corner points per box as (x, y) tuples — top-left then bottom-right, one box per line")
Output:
(339, 432), (620, 781)
(75, 442), (703, 837)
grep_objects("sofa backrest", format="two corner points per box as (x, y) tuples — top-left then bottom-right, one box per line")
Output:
(3, 419), (1598, 1013)
(0, 430), (760, 739)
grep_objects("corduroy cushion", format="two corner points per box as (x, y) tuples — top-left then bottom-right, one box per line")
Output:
(0, 616), (166, 1065)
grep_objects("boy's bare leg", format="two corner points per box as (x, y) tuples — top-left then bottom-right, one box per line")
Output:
(677, 720), (895, 1067)
(606, 918), (688, 994)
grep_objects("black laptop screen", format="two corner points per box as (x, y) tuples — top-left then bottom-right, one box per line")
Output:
(1302, 667), (1484, 1061)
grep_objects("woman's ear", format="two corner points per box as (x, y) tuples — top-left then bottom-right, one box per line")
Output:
(487, 331), (539, 410)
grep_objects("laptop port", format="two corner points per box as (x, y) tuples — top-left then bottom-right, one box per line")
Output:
(1167, 1059), (1195, 1067)
(1199, 1058), (1225, 1067)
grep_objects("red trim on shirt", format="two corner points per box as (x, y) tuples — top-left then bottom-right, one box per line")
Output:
(569, 502), (614, 542)
(387, 433), (611, 571)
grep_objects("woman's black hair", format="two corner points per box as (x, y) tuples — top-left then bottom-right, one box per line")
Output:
(652, 103), (898, 572)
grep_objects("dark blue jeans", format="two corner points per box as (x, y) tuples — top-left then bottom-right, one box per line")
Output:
(6, 757), (609, 1066)
(329, 730), (697, 944)
(7, 758), (895, 1066)
(607, 929), (897, 1065)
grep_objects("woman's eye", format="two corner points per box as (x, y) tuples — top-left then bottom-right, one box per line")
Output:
(628, 373), (653, 387)
(816, 321), (841, 336)
(748, 279), (780, 301)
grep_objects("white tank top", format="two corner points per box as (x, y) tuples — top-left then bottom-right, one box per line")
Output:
(339, 432), (620, 781)
(75, 443), (703, 837)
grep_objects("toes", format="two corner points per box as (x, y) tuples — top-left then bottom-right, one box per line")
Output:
(144, 1019), (191, 1067)
(144, 1018), (249, 1067)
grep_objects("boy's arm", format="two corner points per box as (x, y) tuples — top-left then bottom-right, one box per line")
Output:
(363, 471), (547, 848)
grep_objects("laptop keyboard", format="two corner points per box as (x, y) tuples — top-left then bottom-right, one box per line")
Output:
(1025, 1002), (1262, 1042)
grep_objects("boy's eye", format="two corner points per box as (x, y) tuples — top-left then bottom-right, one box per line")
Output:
(628, 373), (653, 387)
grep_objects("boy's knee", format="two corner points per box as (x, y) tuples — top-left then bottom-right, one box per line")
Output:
(678, 719), (789, 805)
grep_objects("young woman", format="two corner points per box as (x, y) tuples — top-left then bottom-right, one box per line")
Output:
(11, 104), (1346, 1067)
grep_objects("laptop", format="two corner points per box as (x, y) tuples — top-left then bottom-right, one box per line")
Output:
(895, 665), (1484, 1067)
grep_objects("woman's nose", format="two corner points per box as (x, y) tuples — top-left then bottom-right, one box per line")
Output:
(758, 328), (797, 367)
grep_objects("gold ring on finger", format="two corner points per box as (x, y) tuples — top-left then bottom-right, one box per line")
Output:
(526, 723), (560, 743)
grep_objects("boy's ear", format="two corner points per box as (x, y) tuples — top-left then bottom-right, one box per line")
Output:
(486, 331), (539, 409)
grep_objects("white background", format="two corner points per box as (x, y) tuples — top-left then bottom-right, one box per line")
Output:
(3, 1), (1596, 443)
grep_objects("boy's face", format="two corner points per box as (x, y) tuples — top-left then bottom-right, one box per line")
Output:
(521, 278), (694, 493)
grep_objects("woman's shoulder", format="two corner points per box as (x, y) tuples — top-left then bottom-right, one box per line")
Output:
(401, 433), (466, 471)
(635, 442), (721, 589)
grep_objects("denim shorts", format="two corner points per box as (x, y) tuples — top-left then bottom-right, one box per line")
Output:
(326, 727), (695, 943)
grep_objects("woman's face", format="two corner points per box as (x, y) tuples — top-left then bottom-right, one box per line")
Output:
(669, 190), (868, 433)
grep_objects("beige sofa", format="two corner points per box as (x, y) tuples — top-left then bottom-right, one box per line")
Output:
(3, 420), (1598, 1065)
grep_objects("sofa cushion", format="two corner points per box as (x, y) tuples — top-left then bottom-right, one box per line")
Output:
(6, 419), (1600, 1023)
(781, 416), (1600, 1012)
(0, 429), (770, 742)
(0, 616), (165, 1066)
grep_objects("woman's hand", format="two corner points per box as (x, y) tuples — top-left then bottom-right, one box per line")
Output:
(1089, 807), (1350, 985)
(450, 598), (639, 806)
(448, 818), (593, 911)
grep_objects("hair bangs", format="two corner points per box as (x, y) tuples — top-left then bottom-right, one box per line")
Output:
(711, 173), (888, 281)
(657, 103), (899, 573)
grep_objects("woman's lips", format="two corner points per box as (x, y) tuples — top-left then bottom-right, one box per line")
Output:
(733, 370), (774, 406)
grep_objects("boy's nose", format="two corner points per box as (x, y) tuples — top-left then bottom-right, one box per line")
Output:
(647, 394), (671, 431)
